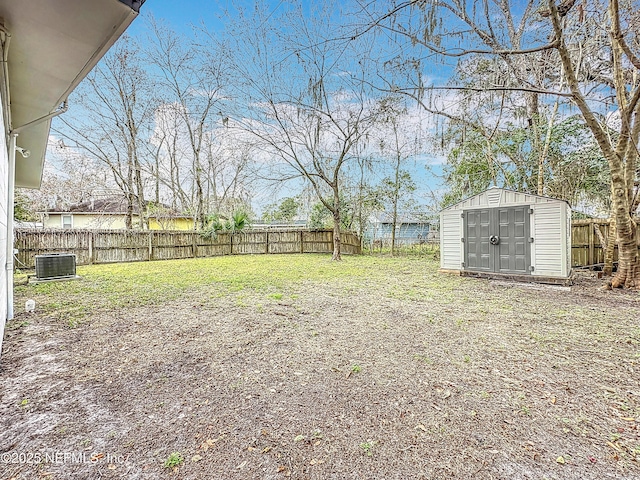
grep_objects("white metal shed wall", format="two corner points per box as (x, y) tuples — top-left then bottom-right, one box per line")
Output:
(530, 202), (570, 277)
(440, 188), (570, 278)
(440, 210), (462, 270)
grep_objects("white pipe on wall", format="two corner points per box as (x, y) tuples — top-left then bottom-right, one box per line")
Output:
(6, 132), (16, 320)
(0, 132), (16, 359)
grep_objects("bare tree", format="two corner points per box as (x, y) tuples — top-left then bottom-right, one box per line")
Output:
(220, 2), (380, 259)
(357, 0), (640, 286)
(375, 96), (422, 255)
(146, 18), (231, 229)
(53, 37), (154, 229)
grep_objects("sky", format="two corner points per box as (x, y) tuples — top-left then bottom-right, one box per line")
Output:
(124, 0), (447, 210)
(43, 0), (449, 217)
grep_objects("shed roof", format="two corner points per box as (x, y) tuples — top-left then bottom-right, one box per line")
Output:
(441, 187), (570, 212)
(1, 0), (143, 188)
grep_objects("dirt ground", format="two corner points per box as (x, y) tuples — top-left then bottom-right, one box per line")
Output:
(1, 257), (640, 479)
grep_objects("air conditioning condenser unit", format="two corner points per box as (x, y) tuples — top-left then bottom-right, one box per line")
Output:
(34, 253), (77, 280)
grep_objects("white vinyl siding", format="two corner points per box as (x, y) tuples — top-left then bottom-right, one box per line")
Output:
(531, 203), (564, 277)
(440, 210), (462, 269)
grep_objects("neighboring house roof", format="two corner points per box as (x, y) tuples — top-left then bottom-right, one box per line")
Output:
(254, 219), (308, 226)
(1, 0), (144, 189)
(44, 197), (175, 215)
(151, 214), (195, 220)
(44, 196), (138, 215)
(370, 212), (432, 224)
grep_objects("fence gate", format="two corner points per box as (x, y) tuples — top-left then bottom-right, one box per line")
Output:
(464, 206), (530, 274)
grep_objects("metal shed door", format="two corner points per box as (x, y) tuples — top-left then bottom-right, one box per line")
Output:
(464, 206), (530, 274)
(464, 209), (492, 271)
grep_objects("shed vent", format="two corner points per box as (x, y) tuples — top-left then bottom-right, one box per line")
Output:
(487, 189), (502, 206)
(35, 254), (76, 280)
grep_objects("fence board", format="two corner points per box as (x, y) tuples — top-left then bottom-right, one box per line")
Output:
(570, 219), (640, 267)
(14, 228), (361, 268)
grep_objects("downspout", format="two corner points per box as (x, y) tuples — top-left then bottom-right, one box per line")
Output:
(0, 25), (11, 359)
(0, 27), (10, 126)
(5, 133), (16, 323)
(11, 101), (68, 134)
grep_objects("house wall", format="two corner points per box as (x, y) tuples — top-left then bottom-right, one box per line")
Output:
(365, 222), (430, 245)
(0, 99), (8, 323)
(44, 213), (131, 230)
(148, 217), (194, 231)
(440, 188), (571, 278)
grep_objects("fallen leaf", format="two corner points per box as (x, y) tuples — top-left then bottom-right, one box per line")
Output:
(551, 397), (556, 404)
(556, 456), (565, 464)
(236, 460), (247, 470)
(607, 441), (623, 452)
(415, 424), (427, 432)
(247, 446), (256, 452)
(588, 456), (597, 464)
(278, 466), (286, 472)
(262, 446), (272, 453)
(107, 464), (116, 470)
(191, 455), (202, 462)
(294, 435), (306, 442)
(310, 459), (317, 465)
(442, 390), (452, 399)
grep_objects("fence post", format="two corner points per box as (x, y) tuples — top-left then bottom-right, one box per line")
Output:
(88, 232), (93, 265)
(588, 219), (594, 266)
(230, 232), (233, 255)
(300, 230), (304, 253)
(148, 232), (153, 261)
(266, 231), (269, 254)
(192, 232), (198, 258)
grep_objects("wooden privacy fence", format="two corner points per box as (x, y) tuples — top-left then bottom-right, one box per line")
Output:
(14, 229), (361, 268)
(571, 219), (640, 267)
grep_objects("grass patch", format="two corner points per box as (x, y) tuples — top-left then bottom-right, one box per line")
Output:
(163, 452), (183, 469)
(15, 254), (458, 325)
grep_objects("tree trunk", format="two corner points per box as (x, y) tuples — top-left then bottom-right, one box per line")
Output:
(537, 99), (560, 196)
(610, 181), (637, 288)
(126, 193), (134, 230)
(391, 154), (400, 257)
(593, 223), (607, 252)
(603, 216), (616, 276)
(549, 0), (639, 288)
(133, 153), (146, 230)
(331, 186), (341, 261)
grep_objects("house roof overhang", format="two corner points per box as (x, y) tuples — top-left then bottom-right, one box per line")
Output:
(0, 0), (143, 189)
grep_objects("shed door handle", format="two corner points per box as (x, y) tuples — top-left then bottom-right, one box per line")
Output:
(489, 235), (500, 245)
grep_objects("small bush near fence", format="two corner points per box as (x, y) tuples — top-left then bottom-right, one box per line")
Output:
(14, 229), (361, 269)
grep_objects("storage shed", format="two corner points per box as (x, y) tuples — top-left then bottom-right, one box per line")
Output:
(440, 187), (571, 281)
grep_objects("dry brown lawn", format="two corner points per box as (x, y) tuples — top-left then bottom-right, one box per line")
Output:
(1, 254), (640, 479)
